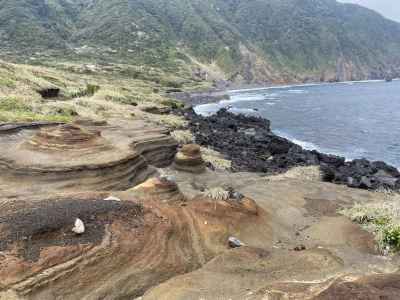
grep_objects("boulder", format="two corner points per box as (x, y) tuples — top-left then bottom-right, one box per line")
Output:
(173, 144), (206, 173)
(131, 175), (185, 202)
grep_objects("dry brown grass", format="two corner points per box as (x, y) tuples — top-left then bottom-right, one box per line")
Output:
(201, 147), (232, 171)
(0, 60), (184, 123)
(266, 166), (322, 182)
(171, 130), (195, 144)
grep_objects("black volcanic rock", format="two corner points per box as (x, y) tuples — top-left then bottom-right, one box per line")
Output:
(184, 108), (400, 191)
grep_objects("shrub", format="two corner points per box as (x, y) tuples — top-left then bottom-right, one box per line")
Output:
(340, 196), (400, 254)
(383, 226), (400, 251)
(70, 84), (100, 98)
(86, 84), (100, 95)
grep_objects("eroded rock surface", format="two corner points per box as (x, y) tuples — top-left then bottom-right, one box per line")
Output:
(0, 119), (177, 194)
(131, 175), (185, 202)
(173, 144), (206, 173)
(0, 188), (267, 300)
(140, 169), (400, 300)
(1, 116), (400, 300)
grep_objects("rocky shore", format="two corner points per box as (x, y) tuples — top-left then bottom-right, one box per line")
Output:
(180, 108), (400, 191)
(2, 108), (400, 299)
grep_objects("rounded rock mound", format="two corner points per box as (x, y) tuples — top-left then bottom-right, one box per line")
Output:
(173, 144), (206, 173)
(0, 120), (178, 193)
(24, 124), (112, 153)
(131, 175), (185, 202)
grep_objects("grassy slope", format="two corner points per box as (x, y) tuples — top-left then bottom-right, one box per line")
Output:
(0, 59), (206, 123)
(1, 0), (400, 82)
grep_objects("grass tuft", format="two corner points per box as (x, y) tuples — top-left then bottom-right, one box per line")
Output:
(340, 192), (400, 253)
(171, 130), (194, 144)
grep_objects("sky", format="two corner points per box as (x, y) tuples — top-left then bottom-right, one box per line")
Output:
(339, 0), (400, 22)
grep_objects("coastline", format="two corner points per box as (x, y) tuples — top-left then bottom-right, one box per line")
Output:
(171, 78), (395, 107)
(174, 104), (400, 191)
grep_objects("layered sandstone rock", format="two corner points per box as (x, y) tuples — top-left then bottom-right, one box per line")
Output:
(0, 190), (267, 300)
(173, 144), (205, 173)
(0, 120), (177, 193)
(131, 175), (185, 202)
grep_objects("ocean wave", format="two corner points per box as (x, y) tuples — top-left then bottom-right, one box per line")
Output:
(229, 107), (258, 114)
(286, 89), (308, 94)
(194, 103), (223, 116)
(221, 93), (278, 104)
(228, 82), (322, 94)
(274, 130), (320, 151)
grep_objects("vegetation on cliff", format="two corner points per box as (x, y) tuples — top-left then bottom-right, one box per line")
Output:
(1, 0), (400, 82)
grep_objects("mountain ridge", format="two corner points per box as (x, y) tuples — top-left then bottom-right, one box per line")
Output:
(1, 0), (400, 83)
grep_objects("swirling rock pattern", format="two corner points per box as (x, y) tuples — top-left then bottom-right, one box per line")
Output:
(24, 124), (111, 153)
(0, 120), (178, 193)
(0, 190), (267, 300)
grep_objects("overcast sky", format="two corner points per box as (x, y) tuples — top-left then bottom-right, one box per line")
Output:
(338, 0), (400, 22)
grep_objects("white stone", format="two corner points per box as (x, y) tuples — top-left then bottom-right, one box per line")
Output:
(72, 218), (85, 234)
(228, 236), (245, 248)
(104, 196), (121, 202)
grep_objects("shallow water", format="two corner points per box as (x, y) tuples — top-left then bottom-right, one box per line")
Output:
(195, 80), (400, 167)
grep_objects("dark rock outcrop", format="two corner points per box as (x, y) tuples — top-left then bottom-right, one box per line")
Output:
(321, 159), (400, 190)
(183, 108), (400, 190)
(37, 88), (60, 99)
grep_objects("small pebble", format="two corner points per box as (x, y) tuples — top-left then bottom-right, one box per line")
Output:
(72, 218), (85, 235)
(228, 237), (245, 248)
(104, 196), (121, 202)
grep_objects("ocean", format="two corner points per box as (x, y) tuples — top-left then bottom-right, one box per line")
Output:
(195, 80), (400, 168)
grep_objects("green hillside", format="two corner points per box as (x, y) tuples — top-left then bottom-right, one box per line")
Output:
(1, 0), (400, 83)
